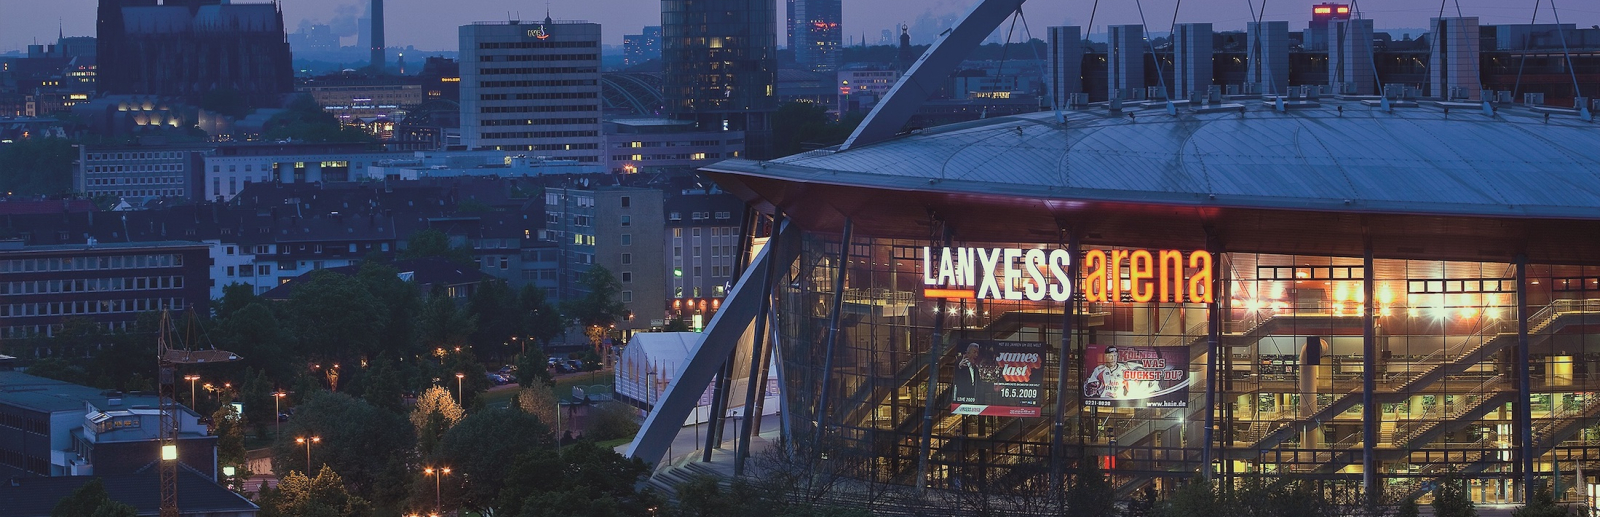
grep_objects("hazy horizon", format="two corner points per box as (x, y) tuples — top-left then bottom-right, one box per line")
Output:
(2, 0), (1597, 53)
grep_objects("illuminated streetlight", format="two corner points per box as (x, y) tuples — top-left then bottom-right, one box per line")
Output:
(183, 374), (200, 406)
(423, 466), (452, 514)
(272, 391), (286, 438)
(455, 373), (465, 406)
(295, 436), (321, 473)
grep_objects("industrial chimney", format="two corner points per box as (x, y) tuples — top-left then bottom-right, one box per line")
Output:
(370, 0), (386, 75)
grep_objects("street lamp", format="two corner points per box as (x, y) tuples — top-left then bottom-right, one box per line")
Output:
(455, 373), (465, 406)
(423, 466), (452, 514)
(184, 374), (200, 406)
(272, 391), (286, 438)
(295, 436), (321, 473)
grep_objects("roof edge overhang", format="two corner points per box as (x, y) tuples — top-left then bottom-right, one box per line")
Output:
(703, 159), (1600, 266)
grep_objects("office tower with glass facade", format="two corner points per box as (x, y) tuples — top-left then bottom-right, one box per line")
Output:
(661, 0), (778, 159)
(792, 0), (843, 73)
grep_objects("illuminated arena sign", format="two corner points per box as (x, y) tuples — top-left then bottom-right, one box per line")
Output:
(922, 247), (1215, 303)
(922, 247), (1073, 302)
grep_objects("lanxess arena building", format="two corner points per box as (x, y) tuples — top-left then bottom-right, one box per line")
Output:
(627, 4), (1600, 505)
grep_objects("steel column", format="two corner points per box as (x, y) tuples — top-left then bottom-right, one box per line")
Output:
(1362, 246), (1378, 504)
(735, 214), (784, 474)
(1517, 256), (1534, 500)
(916, 224), (952, 490)
(627, 223), (785, 468)
(810, 219), (854, 452)
(1051, 234), (1080, 493)
(1203, 238), (1222, 479)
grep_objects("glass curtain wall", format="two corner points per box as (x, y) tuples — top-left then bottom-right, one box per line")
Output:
(774, 231), (1600, 501)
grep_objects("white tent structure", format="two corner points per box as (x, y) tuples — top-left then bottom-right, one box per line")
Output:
(616, 332), (777, 425)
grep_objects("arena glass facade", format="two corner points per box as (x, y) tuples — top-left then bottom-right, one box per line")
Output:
(765, 232), (1600, 503)
(624, 92), (1600, 506)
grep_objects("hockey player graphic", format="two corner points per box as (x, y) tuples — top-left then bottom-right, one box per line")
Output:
(1084, 347), (1146, 400)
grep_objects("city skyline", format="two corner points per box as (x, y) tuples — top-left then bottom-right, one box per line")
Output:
(4, 0), (1599, 53)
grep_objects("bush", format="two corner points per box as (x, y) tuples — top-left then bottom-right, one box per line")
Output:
(583, 401), (641, 442)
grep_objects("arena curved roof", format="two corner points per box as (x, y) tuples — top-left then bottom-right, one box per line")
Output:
(709, 98), (1600, 221)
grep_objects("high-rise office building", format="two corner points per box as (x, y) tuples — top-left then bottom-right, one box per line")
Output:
(792, 0), (842, 72)
(662, 0), (778, 159)
(459, 17), (603, 162)
(623, 26), (664, 67)
(1304, 3), (1351, 51)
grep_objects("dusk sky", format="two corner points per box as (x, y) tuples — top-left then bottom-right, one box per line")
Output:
(4, 0), (1598, 53)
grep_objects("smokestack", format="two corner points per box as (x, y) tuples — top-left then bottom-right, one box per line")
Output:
(370, 0), (386, 75)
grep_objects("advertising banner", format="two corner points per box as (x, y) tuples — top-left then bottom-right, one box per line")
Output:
(949, 340), (1044, 417)
(1082, 344), (1191, 408)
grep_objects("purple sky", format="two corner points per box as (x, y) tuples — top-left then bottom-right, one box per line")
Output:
(4, 0), (1598, 52)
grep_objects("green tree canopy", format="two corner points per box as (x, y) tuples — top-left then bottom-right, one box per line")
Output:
(262, 95), (376, 144)
(288, 271), (383, 364)
(270, 391), (414, 509)
(435, 407), (555, 514)
(0, 137), (76, 196)
(400, 228), (475, 265)
(469, 279), (522, 359)
(520, 284), (565, 346)
(259, 466), (372, 517)
(498, 441), (661, 517)
(51, 478), (138, 517)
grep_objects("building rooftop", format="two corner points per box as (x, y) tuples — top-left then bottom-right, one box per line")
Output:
(0, 470), (258, 517)
(0, 372), (160, 414)
(710, 96), (1600, 220)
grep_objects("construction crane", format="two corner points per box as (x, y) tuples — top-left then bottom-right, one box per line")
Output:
(156, 309), (240, 517)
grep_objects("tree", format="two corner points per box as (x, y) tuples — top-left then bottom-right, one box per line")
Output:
(435, 408), (555, 514)
(517, 383), (560, 435)
(216, 303), (296, 382)
(520, 285), (565, 347)
(469, 279), (522, 360)
(270, 391), (414, 510)
(259, 466), (372, 517)
(583, 401), (641, 442)
(1397, 498), (1422, 517)
(771, 102), (865, 158)
(262, 95), (376, 144)
(516, 349), (553, 387)
(288, 271), (383, 365)
(400, 228), (474, 266)
(214, 282), (264, 320)
(1432, 472), (1478, 517)
(1067, 458), (1118, 517)
(356, 261), (424, 358)
(562, 266), (626, 353)
(497, 441), (662, 517)
(1156, 476), (1220, 517)
(212, 396), (248, 484)
(0, 137), (76, 196)
(51, 478), (138, 517)
(418, 284), (477, 356)
(25, 357), (88, 385)
(1512, 483), (1573, 517)
(238, 368), (275, 439)
(361, 352), (406, 413)
(411, 385), (465, 455)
